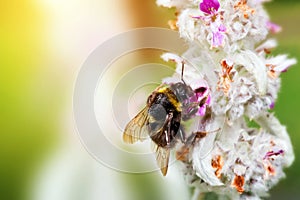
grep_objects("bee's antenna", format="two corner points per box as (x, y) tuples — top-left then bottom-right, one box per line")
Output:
(181, 61), (186, 85)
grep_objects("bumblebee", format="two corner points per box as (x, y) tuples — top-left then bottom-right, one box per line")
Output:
(123, 81), (199, 176)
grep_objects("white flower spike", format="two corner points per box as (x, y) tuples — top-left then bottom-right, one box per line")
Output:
(156, 0), (296, 199)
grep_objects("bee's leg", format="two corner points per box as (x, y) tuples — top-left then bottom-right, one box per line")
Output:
(165, 113), (173, 147)
(185, 132), (197, 145)
(181, 61), (186, 85)
(183, 131), (206, 145)
(189, 128), (221, 145)
(194, 131), (208, 140)
(177, 127), (186, 144)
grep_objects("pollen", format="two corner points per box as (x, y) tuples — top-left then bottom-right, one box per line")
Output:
(234, 0), (255, 19)
(217, 59), (235, 95)
(232, 175), (245, 194)
(211, 155), (223, 178)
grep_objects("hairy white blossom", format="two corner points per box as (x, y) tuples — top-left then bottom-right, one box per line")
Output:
(157, 0), (296, 199)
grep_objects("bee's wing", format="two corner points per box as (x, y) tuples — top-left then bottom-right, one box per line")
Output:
(123, 107), (150, 144)
(151, 142), (170, 176)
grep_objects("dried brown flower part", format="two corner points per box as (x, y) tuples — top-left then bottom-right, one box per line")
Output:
(217, 59), (235, 95)
(234, 0), (255, 19)
(264, 161), (276, 177)
(266, 64), (278, 79)
(232, 175), (245, 194)
(211, 155), (223, 178)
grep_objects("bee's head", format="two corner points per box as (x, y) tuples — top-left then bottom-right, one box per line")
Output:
(147, 85), (168, 106)
(147, 93), (156, 106)
(147, 90), (161, 106)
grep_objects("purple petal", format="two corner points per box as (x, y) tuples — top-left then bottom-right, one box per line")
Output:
(269, 102), (275, 109)
(266, 21), (282, 34)
(198, 106), (206, 116)
(206, 95), (211, 105)
(200, 0), (220, 14)
(195, 87), (207, 98)
(189, 95), (198, 103)
(212, 30), (224, 47)
(218, 24), (226, 32)
(263, 150), (284, 160)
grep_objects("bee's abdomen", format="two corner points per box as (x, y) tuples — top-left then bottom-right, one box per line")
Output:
(147, 91), (181, 148)
(149, 112), (181, 148)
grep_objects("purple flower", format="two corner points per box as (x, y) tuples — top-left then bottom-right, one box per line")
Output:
(180, 84), (211, 119)
(212, 31), (224, 48)
(200, 0), (220, 15)
(266, 21), (282, 34)
(269, 102), (275, 109)
(218, 23), (226, 32)
(198, 94), (211, 116)
(263, 149), (284, 160)
(189, 87), (211, 116)
(211, 22), (226, 48)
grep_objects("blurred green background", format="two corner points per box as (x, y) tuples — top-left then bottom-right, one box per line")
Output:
(0, 0), (299, 200)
